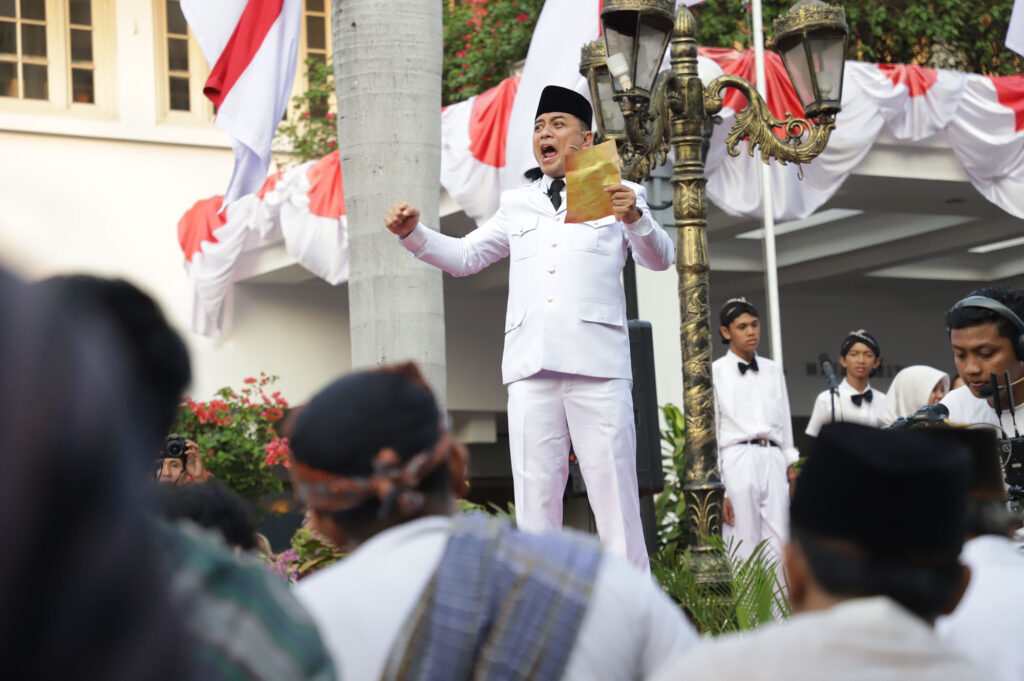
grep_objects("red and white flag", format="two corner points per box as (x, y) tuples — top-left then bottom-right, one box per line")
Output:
(180, 0), (303, 206)
(1009, 0), (1024, 57)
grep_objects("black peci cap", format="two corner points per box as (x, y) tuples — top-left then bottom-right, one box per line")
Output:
(791, 423), (970, 559)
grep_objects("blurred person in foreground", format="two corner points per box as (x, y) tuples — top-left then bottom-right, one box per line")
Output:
(879, 365), (950, 428)
(290, 362), (697, 681)
(0, 269), (189, 681)
(155, 480), (259, 553)
(936, 428), (1024, 681)
(36, 274), (336, 681)
(652, 423), (985, 681)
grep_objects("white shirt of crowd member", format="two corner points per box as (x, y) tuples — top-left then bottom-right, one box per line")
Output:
(941, 301), (1024, 434)
(713, 302), (797, 564)
(806, 333), (887, 436)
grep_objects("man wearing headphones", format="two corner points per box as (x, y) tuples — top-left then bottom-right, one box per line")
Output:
(942, 287), (1024, 432)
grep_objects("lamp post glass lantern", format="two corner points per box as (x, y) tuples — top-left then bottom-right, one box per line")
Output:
(601, 0), (674, 94)
(590, 0), (847, 581)
(773, 0), (849, 118)
(580, 40), (626, 140)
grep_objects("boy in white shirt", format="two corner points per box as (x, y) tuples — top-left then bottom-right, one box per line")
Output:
(806, 330), (887, 436)
(713, 298), (798, 563)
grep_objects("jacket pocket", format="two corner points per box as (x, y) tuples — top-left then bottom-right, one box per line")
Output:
(509, 219), (539, 261)
(578, 299), (623, 327)
(574, 215), (616, 254)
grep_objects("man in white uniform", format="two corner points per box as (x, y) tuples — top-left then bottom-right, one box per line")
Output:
(384, 86), (674, 571)
(652, 423), (985, 681)
(941, 288), (1024, 433)
(712, 297), (797, 564)
(289, 363), (698, 681)
(806, 329), (887, 436)
(936, 427), (1024, 681)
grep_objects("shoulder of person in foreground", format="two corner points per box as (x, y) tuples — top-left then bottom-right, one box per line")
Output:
(156, 520), (338, 681)
(587, 551), (700, 678)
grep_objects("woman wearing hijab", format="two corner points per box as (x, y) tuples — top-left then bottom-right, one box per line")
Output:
(880, 365), (951, 428)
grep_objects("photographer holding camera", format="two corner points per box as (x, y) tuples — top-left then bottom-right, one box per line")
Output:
(157, 434), (207, 485)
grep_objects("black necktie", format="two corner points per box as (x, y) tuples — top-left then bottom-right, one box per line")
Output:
(547, 179), (564, 211)
(851, 389), (873, 407)
(738, 358), (759, 375)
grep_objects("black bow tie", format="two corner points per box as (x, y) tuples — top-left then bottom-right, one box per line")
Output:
(851, 390), (873, 407)
(547, 179), (565, 211)
(738, 358), (759, 375)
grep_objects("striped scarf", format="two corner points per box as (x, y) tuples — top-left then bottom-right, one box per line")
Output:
(382, 513), (603, 681)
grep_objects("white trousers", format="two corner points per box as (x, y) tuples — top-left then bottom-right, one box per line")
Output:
(720, 442), (789, 567)
(507, 371), (650, 572)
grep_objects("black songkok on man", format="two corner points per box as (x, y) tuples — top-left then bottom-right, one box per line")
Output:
(535, 85), (593, 126)
(791, 423), (970, 558)
(720, 297), (759, 328)
(840, 329), (881, 358)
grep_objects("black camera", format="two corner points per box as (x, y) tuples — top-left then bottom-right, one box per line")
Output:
(162, 434), (188, 460)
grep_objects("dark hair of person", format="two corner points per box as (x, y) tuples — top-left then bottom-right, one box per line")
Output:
(35, 276), (191, 443)
(945, 286), (1024, 345)
(791, 527), (962, 621)
(0, 273), (190, 680)
(155, 481), (258, 551)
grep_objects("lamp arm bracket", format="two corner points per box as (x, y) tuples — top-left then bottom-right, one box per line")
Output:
(703, 74), (836, 166)
(618, 71), (674, 182)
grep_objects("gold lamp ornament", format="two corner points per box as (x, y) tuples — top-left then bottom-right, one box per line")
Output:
(582, 0), (848, 583)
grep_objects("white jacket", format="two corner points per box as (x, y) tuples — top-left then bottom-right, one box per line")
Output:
(400, 177), (674, 384)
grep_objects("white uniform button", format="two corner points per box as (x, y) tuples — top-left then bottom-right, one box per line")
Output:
(546, 297), (553, 303)
(551, 242), (558, 248)
(547, 268), (555, 274)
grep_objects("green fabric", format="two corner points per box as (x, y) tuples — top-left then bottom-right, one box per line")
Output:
(156, 520), (338, 681)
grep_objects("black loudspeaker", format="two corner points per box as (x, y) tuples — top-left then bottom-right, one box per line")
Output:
(630, 320), (665, 495)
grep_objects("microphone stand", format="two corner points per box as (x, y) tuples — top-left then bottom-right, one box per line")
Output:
(829, 383), (837, 424)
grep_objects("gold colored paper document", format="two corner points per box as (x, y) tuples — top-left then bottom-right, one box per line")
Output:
(565, 140), (621, 223)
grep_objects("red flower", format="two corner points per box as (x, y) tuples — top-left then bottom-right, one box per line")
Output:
(455, 49), (466, 58)
(244, 377), (257, 384)
(516, 13), (529, 22)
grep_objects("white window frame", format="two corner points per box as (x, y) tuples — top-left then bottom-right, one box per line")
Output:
(152, 0), (213, 125)
(0, 0), (116, 115)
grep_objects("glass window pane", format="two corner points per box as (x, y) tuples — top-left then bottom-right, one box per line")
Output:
(169, 75), (189, 110)
(306, 15), (325, 50)
(306, 0), (324, 12)
(69, 0), (91, 26)
(166, 0), (187, 35)
(0, 21), (14, 54)
(596, 74), (625, 134)
(783, 43), (815, 110)
(603, 25), (635, 92)
(70, 27), (92, 62)
(0, 60), (17, 96)
(168, 37), (188, 72)
(71, 67), (93, 102)
(20, 0), (44, 20)
(634, 20), (668, 93)
(0, 0), (13, 18)
(23, 62), (46, 98)
(21, 22), (46, 58)
(809, 36), (845, 102)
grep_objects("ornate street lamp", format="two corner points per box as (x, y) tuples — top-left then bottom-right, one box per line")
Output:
(584, 0), (848, 581)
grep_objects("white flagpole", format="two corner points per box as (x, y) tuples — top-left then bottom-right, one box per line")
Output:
(750, 0), (784, 367)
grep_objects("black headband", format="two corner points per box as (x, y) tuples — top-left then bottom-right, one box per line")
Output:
(720, 297), (759, 327)
(841, 329), (880, 357)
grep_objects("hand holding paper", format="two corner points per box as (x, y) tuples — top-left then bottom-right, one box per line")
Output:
(565, 140), (623, 223)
